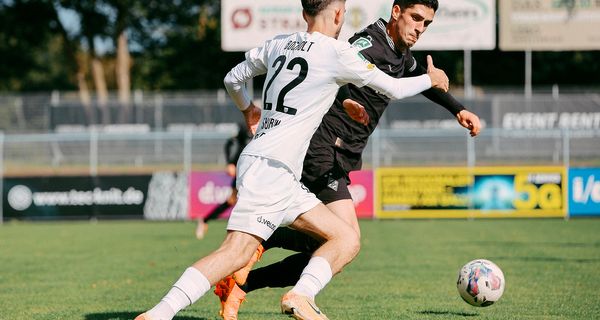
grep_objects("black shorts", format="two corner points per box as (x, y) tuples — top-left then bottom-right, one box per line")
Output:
(301, 167), (352, 205)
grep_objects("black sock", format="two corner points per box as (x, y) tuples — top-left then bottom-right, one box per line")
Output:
(242, 252), (311, 293)
(204, 202), (230, 222)
(263, 227), (321, 252)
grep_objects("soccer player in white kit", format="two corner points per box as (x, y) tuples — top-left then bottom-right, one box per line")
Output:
(136, 1), (448, 319)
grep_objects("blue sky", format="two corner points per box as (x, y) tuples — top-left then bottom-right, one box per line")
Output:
(56, 5), (113, 55)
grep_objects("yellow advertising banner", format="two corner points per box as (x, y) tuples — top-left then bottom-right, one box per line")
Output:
(375, 167), (567, 219)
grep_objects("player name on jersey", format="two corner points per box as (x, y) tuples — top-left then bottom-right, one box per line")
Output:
(284, 40), (316, 52)
(261, 117), (281, 130)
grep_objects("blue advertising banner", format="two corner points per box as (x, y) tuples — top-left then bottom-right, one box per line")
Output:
(569, 168), (600, 216)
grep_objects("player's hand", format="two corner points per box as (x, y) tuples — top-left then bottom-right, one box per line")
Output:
(456, 109), (482, 137)
(426, 55), (449, 93)
(226, 163), (236, 177)
(342, 98), (369, 126)
(242, 102), (261, 134)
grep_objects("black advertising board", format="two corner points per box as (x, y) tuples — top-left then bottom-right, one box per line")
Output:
(3, 175), (152, 220)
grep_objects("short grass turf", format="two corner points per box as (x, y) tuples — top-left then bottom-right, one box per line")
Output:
(1, 218), (599, 320)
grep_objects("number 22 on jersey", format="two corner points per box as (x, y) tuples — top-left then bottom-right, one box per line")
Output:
(263, 55), (309, 116)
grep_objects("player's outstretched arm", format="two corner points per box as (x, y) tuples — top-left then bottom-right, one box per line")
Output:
(366, 70), (431, 100)
(426, 56), (480, 136)
(406, 57), (481, 137)
(361, 56), (448, 100)
(426, 55), (449, 93)
(456, 109), (482, 137)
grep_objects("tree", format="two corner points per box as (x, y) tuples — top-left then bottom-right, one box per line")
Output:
(0, 0), (74, 90)
(2, 0), (598, 95)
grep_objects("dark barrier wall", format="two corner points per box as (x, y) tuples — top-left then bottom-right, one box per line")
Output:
(3, 175), (151, 220)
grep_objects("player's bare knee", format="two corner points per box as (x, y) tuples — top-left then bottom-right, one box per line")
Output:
(353, 225), (362, 240)
(346, 231), (361, 258)
(223, 243), (256, 270)
(218, 232), (260, 269)
(332, 227), (360, 260)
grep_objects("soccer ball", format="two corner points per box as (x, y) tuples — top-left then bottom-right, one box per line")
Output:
(456, 259), (505, 307)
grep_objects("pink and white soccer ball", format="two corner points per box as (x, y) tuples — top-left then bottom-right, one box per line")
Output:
(456, 259), (505, 307)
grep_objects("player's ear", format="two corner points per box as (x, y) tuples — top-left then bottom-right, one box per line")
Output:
(335, 11), (342, 25)
(333, 7), (343, 25)
(302, 10), (308, 23)
(391, 4), (401, 21)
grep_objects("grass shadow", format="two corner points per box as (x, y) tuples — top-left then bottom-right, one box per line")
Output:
(494, 256), (600, 263)
(84, 312), (206, 320)
(418, 310), (478, 317)
(455, 240), (600, 248)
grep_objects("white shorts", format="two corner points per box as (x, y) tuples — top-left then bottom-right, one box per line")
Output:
(227, 155), (321, 240)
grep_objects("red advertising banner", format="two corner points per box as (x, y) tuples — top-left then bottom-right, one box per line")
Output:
(188, 172), (234, 220)
(349, 170), (374, 219)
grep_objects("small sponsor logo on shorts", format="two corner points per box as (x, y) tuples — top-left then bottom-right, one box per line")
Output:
(327, 177), (339, 191)
(257, 216), (276, 231)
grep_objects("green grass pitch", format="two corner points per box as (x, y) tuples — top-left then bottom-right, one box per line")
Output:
(1, 218), (600, 319)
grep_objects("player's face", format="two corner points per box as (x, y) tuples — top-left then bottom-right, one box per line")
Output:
(390, 4), (435, 49)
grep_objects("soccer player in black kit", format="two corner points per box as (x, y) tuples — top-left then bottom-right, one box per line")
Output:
(214, 1), (482, 318)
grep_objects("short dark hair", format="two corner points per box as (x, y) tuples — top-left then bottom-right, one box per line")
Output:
(301, 0), (345, 17)
(393, 0), (438, 12)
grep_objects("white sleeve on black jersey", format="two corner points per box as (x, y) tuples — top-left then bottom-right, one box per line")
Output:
(368, 71), (431, 100)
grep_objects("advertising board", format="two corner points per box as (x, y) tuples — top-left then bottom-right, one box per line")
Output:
(569, 168), (600, 216)
(221, 0), (495, 51)
(3, 175), (151, 219)
(375, 167), (566, 218)
(188, 172), (234, 220)
(499, 0), (600, 51)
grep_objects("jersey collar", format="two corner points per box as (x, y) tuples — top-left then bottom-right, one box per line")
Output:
(376, 18), (406, 57)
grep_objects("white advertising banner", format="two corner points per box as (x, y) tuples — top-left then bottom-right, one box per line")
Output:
(221, 0), (496, 52)
(500, 0), (600, 51)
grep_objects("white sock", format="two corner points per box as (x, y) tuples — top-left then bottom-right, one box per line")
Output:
(147, 267), (211, 320)
(291, 256), (333, 299)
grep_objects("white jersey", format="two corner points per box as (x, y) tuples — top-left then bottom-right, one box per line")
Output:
(224, 31), (431, 178)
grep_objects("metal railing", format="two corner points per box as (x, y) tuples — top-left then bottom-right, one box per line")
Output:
(2, 128), (598, 178)
(1, 128), (598, 224)
(2, 90), (600, 133)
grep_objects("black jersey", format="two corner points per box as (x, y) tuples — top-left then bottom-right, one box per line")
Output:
(226, 124), (252, 165)
(302, 19), (421, 182)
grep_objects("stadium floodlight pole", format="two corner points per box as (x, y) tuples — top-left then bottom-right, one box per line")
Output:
(563, 128), (570, 222)
(371, 128), (381, 171)
(525, 50), (532, 99)
(90, 129), (98, 177)
(464, 50), (473, 99)
(467, 131), (476, 220)
(183, 129), (192, 174)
